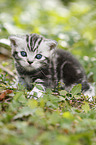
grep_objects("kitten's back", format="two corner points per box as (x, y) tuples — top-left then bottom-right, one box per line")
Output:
(55, 49), (89, 90)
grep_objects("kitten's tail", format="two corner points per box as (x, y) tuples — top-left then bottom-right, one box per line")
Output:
(83, 83), (95, 101)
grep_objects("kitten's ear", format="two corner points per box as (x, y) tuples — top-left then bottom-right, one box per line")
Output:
(9, 35), (21, 47)
(45, 39), (58, 50)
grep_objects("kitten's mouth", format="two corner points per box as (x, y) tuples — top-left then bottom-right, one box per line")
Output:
(28, 64), (32, 66)
(27, 64), (33, 68)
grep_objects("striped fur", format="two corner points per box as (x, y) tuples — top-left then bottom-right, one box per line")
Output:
(26, 34), (43, 52)
(9, 33), (95, 99)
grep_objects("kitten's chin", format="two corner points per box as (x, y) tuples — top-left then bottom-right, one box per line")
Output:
(24, 65), (41, 71)
(25, 66), (35, 71)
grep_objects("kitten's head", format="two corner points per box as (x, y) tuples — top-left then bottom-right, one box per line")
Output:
(9, 33), (57, 71)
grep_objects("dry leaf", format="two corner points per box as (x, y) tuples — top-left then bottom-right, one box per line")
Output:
(0, 89), (13, 101)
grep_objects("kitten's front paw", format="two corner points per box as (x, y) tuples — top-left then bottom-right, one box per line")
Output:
(27, 86), (44, 99)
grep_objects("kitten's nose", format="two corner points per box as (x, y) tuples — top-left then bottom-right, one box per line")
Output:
(27, 60), (33, 65)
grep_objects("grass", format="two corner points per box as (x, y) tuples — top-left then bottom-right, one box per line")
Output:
(0, 71), (96, 145)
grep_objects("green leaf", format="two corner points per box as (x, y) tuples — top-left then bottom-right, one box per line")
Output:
(27, 100), (38, 109)
(59, 90), (67, 96)
(13, 107), (34, 120)
(71, 84), (81, 95)
(36, 85), (44, 91)
(14, 91), (24, 101)
(35, 108), (45, 117)
(62, 111), (74, 119)
(39, 98), (45, 108)
(82, 102), (90, 113)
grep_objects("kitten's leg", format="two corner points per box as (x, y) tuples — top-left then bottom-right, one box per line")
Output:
(12, 76), (19, 88)
(12, 76), (27, 90)
(27, 79), (45, 99)
(83, 83), (95, 101)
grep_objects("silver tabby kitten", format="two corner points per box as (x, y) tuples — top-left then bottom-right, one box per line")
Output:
(9, 33), (95, 99)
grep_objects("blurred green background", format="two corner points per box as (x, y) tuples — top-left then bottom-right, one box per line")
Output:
(0, 0), (96, 80)
(1, 1), (96, 145)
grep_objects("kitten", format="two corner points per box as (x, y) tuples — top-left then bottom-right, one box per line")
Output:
(9, 33), (95, 100)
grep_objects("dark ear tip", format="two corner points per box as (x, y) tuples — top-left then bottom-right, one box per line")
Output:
(50, 43), (56, 50)
(9, 36), (16, 46)
(9, 35), (17, 46)
(50, 40), (58, 50)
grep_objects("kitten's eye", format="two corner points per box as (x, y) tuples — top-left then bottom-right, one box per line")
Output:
(21, 51), (27, 57)
(35, 54), (42, 59)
